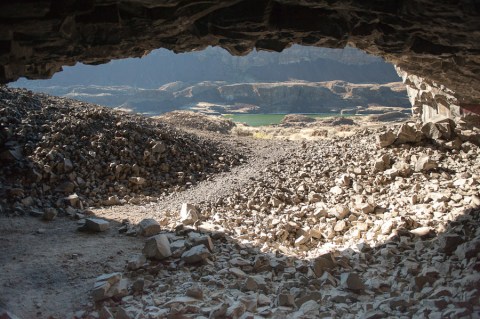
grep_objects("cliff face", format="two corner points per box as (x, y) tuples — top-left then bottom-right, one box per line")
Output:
(53, 81), (409, 115)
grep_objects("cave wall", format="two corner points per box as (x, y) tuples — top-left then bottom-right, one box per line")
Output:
(395, 67), (474, 123)
(1, 1), (479, 121)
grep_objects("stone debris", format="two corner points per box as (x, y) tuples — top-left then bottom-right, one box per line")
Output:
(340, 272), (364, 291)
(181, 244), (212, 264)
(2, 88), (478, 318)
(91, 273), (129, 302)
(142, 234), (172, 260)
(180, 203), (200, 225)
(126, 255), (146, 271)
(415, 154), (438, 172)
(0, 86), (241, 215)
(137, 218), (161, 237)
(42, 208), (58, 221)
(79, 218), (110, 232)
(376, 130), (396, 147)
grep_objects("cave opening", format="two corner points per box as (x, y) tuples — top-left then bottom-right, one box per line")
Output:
(0, 1), (479, 318)
(10, 45), (412, 123)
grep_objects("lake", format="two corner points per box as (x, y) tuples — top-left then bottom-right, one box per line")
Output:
(223, 113), (354, 127)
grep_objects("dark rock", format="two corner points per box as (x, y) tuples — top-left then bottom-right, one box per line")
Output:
(455, 238), (480, 260)
(181, 244), (212, 264)
(438, 234), (465, 255)
(340, 272), (364, 291)
(79, 218), (110, 232)
(138, 218), (161, 237)
(312, 253), (336, 277)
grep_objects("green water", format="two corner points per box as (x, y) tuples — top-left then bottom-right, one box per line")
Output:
(224, 113), (350, 127)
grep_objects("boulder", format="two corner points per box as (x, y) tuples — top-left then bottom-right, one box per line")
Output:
(180, 203), (199, 225)
(181, 244), (212, 263)
(415, 155), (437, 172)
(143, 234), (172, 260)
(138, 218), (161, 236)
(376, 131), (396, 148)
(395, 123), (422, 144)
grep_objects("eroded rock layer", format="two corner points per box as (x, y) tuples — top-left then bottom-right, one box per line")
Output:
(1, 1), (479, 110)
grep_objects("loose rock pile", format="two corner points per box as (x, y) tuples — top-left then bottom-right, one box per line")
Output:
(86, 121), (479, 318)
(280, 114), (316, 127)
(154, 111), (236, 134)
(0, 86), (242, 216)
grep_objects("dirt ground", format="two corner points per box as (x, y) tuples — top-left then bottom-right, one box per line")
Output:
(0, 217), (143, 318)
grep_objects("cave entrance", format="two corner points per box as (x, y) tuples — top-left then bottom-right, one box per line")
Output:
(11, 45), (412, 127)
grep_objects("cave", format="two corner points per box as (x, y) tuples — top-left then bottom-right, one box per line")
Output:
(1, 1), (480, 318)
(1, 0), (479, 122)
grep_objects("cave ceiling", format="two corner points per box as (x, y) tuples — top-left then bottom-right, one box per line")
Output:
(0, 0), (479, 107)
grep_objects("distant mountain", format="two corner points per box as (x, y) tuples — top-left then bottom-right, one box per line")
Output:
(36, 80), (409, 115)
(11, 46), (407, 115)
(13, 46), (400, 89)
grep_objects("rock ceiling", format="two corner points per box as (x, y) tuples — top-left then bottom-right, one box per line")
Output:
(1, 1), (479, 109)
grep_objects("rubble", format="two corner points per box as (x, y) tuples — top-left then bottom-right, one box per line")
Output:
(1, 87), (479, 318)
(0, 86), (241, 215)
(91, 273), (128, 302)
(180, 203), (200, 226)
(142, 234), (172, 260)
(80, 218), (110, 232)
(137, 218), (161, 237)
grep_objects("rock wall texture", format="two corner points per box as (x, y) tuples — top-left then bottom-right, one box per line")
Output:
(0, 1), (479, 118)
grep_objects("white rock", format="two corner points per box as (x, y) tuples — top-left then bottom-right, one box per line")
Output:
(334, 220), (347, 232)
(180, 203), (199, 225)
(415, 155), (438, 172)
(330, 186), (343, 195)
(332, 204), (350, 219)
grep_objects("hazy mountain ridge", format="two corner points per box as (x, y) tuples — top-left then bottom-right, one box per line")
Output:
(13, 46), (400, 89)
(48, 80), (409, 115)
(12, 46), (406, 115)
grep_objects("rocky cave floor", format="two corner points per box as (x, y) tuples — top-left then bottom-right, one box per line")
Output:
(0, 87), (480, 319)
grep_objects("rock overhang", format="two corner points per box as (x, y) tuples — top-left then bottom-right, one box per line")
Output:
(0, 0), (479, 120)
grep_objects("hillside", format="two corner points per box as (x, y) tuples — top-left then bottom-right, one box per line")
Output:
(30, 80), (409, 115)
(10, 46), (408, 115)
(0, 86), (241, 212)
